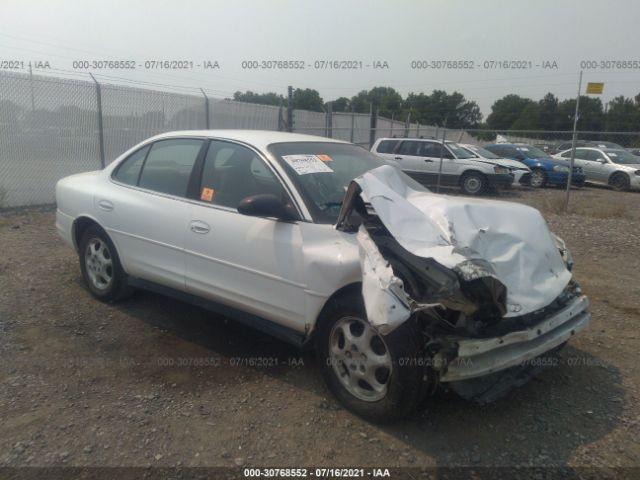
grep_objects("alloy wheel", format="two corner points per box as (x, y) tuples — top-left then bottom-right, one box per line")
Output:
(84, 237), (114, 291)
(329, 317), (392, 402)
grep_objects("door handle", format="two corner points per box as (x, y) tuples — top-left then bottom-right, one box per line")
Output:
(394, 156), (403, 160)
(97, 199), (114, 211)
(424, 159), (434, 163)
(189, 221), (210, 234)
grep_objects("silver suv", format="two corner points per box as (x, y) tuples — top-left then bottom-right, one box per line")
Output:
(371, 138), (513, 195)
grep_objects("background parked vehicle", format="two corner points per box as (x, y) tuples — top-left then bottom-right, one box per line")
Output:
(484, 143), (586, 188)
(554, 147), (640, 191)
(556, 140), (625, 152)
(459, 143), (531, 186)
(371, 138), (512, 195)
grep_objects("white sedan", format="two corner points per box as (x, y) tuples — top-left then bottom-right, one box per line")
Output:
(56, 130), (590, 421)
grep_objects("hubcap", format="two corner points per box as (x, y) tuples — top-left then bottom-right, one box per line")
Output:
(464, 176), (482, 194)
(531, 171), (544, 187)
(329, 317), (392, 402)
(84, 238), (113, 291)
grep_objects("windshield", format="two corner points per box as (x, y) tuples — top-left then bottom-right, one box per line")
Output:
(604, 149), (640, 164)
(517, 145), (550, 158)
(268, 142), (388, 223)
(463, 145), (501, 159)
(446, 142), (475, 159)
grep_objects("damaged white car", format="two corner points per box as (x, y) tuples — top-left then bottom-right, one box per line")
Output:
(56, 131), (591, 421)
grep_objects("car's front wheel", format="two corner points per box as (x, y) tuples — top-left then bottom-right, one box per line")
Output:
(316, 291), (430, 422)
(79, 225), (131, 302)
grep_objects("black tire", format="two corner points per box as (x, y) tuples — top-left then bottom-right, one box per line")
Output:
(460, 171), (487, 195)
(315, 291), (430, 422)
(529, 169), (547, 188)
(609, 172), (630, 192)
(79, 225), (132, 302)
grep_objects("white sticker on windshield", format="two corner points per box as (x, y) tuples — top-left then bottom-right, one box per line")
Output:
(282, 155), (334, 175)
(518, 147), (530, 151)
(608, 152), (618, 157)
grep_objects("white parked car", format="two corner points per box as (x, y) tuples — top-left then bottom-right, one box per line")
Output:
(459, 143), (532, 187)
(553, 147), (640, 191)
(56, 130), (590, 421)
(371, 138), (513, 195)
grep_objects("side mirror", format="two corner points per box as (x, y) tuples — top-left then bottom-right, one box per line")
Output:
(598, 158), (607, 164)
(237, 194), (297, 221)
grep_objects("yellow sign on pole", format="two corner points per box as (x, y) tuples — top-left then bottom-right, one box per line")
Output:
(586, 82), (604, 94)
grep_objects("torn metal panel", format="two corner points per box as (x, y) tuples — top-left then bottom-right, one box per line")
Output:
(342, 165), (572, 321)
(357, 228), (411, 334)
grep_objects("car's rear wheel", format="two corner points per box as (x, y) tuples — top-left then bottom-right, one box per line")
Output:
(460, 171), (487, 195)
(316, 291), (430, 422)
(79, 226), (131, 302)
(609, 172), (630, 191)
(530, 169), (547, 188)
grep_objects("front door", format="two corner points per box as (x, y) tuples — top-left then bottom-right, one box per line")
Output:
(184, 139), (307, 331)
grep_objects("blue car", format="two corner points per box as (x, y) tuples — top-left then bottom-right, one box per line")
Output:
(484, 143), (586, 188)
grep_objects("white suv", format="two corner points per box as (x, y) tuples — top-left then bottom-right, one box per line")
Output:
(371, 138), (513, 195)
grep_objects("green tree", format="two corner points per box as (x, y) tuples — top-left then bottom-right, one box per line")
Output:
(511, 103), (541, 131)
(291, 88), (324, 112)
(605, 96), (637, 132)
(330, 97), (350, 112)
(233, 91), (284, 106)
(349, 87), (403, 118)
(404, 90), (481, 128)
(556, 96), (603, 131)
(487, 94), (534, 130)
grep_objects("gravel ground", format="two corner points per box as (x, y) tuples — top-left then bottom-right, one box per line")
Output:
(0, 186), (639, 475)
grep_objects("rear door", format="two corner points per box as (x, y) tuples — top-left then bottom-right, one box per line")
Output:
(99, 138), (205, 290)
(184, 139), (307, 330)
(372, 139), (401, 162)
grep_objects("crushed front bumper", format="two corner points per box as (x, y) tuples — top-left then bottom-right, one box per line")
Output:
(437, 295), (590, 382)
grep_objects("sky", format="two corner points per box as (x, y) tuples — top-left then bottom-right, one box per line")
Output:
(1, 0), (639, 118)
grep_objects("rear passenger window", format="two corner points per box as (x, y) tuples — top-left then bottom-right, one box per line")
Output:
(113, 145), (150, 185)
(398, 141), (420, 156)
(138, 139), (203, 197)
(376, 140), (400, 154)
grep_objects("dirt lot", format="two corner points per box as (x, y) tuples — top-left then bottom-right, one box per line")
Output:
(1, 186), (639, 475)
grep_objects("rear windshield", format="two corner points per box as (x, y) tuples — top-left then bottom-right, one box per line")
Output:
(604, 149), (640, 164)
(268, 142), (388, 224)
(376, 139), (400, 154)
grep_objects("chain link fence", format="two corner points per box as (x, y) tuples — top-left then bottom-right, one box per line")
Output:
(2, 70), (639, 208)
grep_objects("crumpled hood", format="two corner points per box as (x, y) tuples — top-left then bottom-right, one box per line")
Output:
(350, 165), (571, 319)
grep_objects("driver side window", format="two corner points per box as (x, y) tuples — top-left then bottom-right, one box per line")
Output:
(199, 141), (287, 209)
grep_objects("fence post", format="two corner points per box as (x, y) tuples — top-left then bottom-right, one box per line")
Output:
(390, 112), (394, 136)
(368, 102), (377, 149)
(350, 105), (355, 143)
(416, 123), (420, 138)
(404, 112), (411, 138)
(89, 73), (105, 168)
(200, 88), (210, 129)
(287, 86), (294, 132)
(436, 128), (447, 193)
(326, 102), (333, 138)
(278, 100), (284, 131)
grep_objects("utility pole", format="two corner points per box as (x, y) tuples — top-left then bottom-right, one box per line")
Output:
(286, 86), (294, 132)
(564, 71), (583, 212)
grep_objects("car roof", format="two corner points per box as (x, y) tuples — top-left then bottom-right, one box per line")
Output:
(146, 130), (349, 150)
(375, 137), (444, 142)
